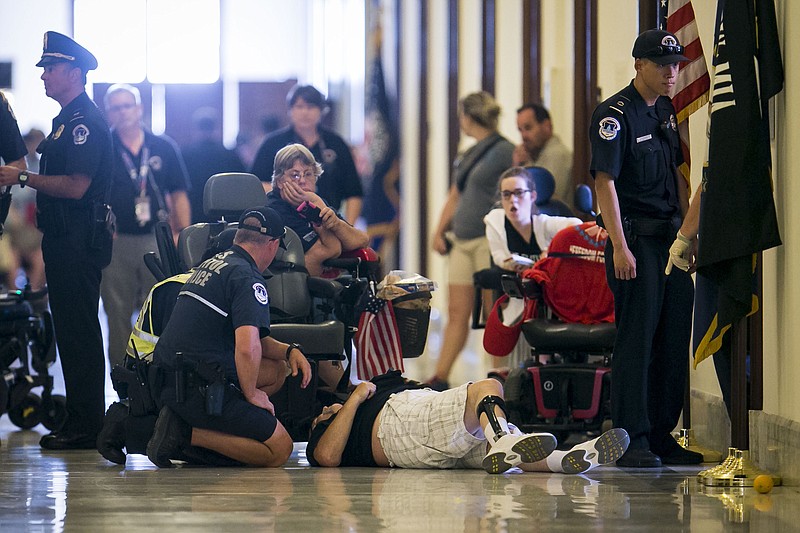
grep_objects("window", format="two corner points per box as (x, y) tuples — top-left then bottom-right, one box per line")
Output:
(75, 0), (220, 84)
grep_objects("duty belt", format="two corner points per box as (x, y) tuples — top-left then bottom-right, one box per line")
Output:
(622, 216), (681, 238)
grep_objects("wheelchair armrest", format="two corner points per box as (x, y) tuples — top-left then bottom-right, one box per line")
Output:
(499, 275), (534, 299)
(323, 256), (362, 272)
(323, 247), (381, 281)
(307, 276), (345, 301)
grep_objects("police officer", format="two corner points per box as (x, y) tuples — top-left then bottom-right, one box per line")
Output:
(145, 206), (312, 468)
(0, 91), (28, 287)
(590, 29), (702, 467)
(0, 32), (114, 449)
(250, 84), (363, 225)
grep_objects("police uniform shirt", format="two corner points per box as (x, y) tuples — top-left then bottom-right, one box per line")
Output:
(589, 81), (682, 220)
(38, 92), (113, 213)
(108, 130), (190, 235)
(153, 244), (271, 383)
(0, 92), (27, 163)
(250, 125), (363, 210)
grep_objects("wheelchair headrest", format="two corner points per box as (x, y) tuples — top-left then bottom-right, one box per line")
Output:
(203, 173), (267, 221)
(525, 166), (555, 206)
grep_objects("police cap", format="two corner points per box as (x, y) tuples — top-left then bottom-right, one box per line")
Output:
(36, 31), (98, 71)
(239, 206), (287, 241)
(632, 29), (688, 65)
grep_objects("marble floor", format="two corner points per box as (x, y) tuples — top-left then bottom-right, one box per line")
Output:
(3, 309), (799, 532)
(1, 415), (798, 532)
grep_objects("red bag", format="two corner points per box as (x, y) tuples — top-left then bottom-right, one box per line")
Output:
(483, 294), (536, 356)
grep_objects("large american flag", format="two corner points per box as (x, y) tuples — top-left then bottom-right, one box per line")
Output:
(355, 291), (404, 380)
(661, 0), (710, 189)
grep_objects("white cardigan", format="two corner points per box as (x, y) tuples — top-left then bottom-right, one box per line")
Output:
(483, 208), (582, 268)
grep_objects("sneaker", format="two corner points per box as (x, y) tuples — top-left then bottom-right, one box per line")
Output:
(424, 377), (450, 392)
(96, 402), (129, 465)
(483, 432), (557, 474)
(146, 406), (191, 468)
(559, 428), (630, 474)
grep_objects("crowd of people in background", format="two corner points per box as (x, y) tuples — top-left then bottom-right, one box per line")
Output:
(1, 27), (704, 473)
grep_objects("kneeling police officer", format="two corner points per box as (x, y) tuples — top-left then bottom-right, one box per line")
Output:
(138, 206), (311, 467)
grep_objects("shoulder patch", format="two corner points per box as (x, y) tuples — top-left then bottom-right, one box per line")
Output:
(148, 155), (163, 171)
(598, 117), (621, 141)
(253, 282), (269, 305)
(72, 124), (90, 145)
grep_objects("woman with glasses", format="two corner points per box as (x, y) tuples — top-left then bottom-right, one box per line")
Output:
(265, 143), (369, 276)
(484, 166), (581, 274)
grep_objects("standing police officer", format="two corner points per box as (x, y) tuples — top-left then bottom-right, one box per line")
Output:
(0, 32), (114, 449)
(0, 91), (28, 288)
(589, 29), (702, 467)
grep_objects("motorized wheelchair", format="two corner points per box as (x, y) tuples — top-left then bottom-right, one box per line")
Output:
(139, 172), (384, 440)
(473, 170), (616, 442)
(0, 284), (66, 432)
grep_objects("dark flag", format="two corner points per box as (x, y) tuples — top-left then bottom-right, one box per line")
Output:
(363, 23), (400, 262)
(693, 0), (784, 367)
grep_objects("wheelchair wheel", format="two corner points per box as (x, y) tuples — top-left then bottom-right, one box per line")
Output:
(41, 394), (68, 432)
(503, 367), (533, 427)
(8, 393), (42, 429)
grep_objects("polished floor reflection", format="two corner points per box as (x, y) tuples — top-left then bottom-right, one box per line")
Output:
(1, 418), (797, 532)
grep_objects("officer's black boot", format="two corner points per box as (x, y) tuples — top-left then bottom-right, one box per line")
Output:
(96, 402), (129, 465)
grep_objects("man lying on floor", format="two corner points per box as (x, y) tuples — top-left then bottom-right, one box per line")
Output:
(307, 370), (629, 474)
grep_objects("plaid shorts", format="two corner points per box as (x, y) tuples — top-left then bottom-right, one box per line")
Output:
(376, 383), (486, 469)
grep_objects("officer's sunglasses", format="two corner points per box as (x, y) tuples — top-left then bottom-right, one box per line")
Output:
(644, 44), (684, 56)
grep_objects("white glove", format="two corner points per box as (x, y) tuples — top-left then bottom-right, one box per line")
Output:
(665, 231), (693, 275)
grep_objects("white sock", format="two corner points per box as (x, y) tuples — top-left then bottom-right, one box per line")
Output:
(545, 450), (568, 472)
(483, 415), (511, 443)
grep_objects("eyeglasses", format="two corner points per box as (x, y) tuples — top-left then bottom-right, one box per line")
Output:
(500, 189), (531, 200)
(107, 103), (136, 113)
(284, 170), (317, 182)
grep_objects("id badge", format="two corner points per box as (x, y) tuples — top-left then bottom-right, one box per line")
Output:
(134, 194), (152, 226)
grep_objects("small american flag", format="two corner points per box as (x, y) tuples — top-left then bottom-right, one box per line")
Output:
(355, 291), (403, 380)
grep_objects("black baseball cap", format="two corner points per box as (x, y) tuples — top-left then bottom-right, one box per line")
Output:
(36, 31), (98, 71)
(238, 206), (287, 246)
(632, 29), (688, 65)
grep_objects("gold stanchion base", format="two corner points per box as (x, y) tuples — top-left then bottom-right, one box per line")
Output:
(674, 428), (723, 463)
(700, 449), (782, 487)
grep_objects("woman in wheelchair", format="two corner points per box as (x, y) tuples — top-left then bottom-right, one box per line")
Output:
(484, 166), (581, 278)
(265, 144), (369, 277)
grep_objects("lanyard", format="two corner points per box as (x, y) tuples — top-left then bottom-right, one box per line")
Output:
(121, 145), (151, 196)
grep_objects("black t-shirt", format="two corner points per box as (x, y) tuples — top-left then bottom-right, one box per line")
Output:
(182, 139), (244, 223)
(108, 130), (190, 235)
(264, 190), (319, 252)
(153, 245), (271, 383)
(306, 373), (425, 467)
(504, 217), (542, 261)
